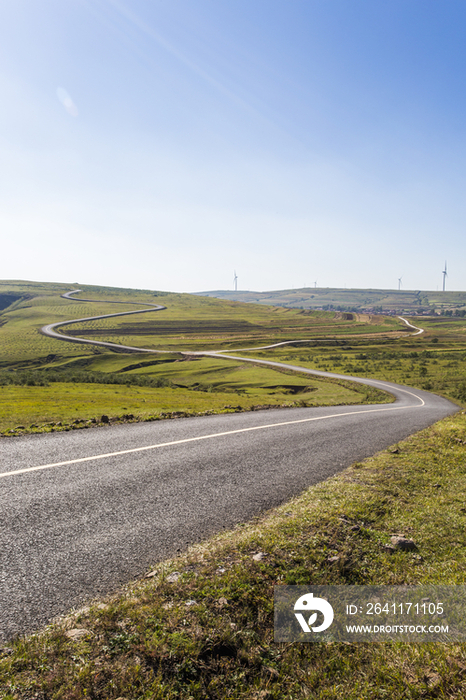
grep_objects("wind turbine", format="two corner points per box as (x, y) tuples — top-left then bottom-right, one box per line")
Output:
(233, 271), (238, 292)
(442, 262), (448, 292)
(398, 276), (403, 291)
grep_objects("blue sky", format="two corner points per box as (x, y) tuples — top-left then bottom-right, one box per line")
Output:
(1, 0), (466, 292)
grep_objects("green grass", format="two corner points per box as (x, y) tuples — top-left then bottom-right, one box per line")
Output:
(0, 355), (391, 435)
(3, 411), (466, 699)
(60, 303), (400, 352)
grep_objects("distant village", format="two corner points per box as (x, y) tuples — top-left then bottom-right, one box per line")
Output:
(317, 305), (466, 317)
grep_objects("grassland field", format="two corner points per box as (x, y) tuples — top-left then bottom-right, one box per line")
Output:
(0, 359), (389, 435)
(3, 280), (466, 699)
(0, 281), (399, 435)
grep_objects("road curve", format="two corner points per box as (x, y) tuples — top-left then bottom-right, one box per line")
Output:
(398, 316), (424, 335)
(0, 293), (457, 642)
(40, 290), (167, 353)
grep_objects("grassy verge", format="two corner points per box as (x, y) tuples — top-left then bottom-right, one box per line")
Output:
(2, 410), (466, 699)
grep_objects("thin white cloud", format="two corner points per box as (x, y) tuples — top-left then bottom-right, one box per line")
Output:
(56, 87), (79, 117)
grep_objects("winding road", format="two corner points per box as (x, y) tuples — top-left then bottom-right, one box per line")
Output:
(0, 293), (457, 642)
(40, 290), (167, 354)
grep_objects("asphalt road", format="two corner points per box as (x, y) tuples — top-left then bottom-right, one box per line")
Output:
(0, 380), (457, 642)
(40, 290), (167, 354)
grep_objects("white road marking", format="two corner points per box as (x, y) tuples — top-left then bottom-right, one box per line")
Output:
(1, 400), (424, 480)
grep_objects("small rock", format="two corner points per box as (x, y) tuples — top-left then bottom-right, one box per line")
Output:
(74, 606), (90, 616)
(101, 415), (109, 423)
(166, 571), (180, 583)
(66, 628), (91, 640)
(185, 600), (197, 607)
(252, 552), (267, 561)
(218, 597), (228, 608)
(327, 555), (341, 563)
(390, 536), (418, 551)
